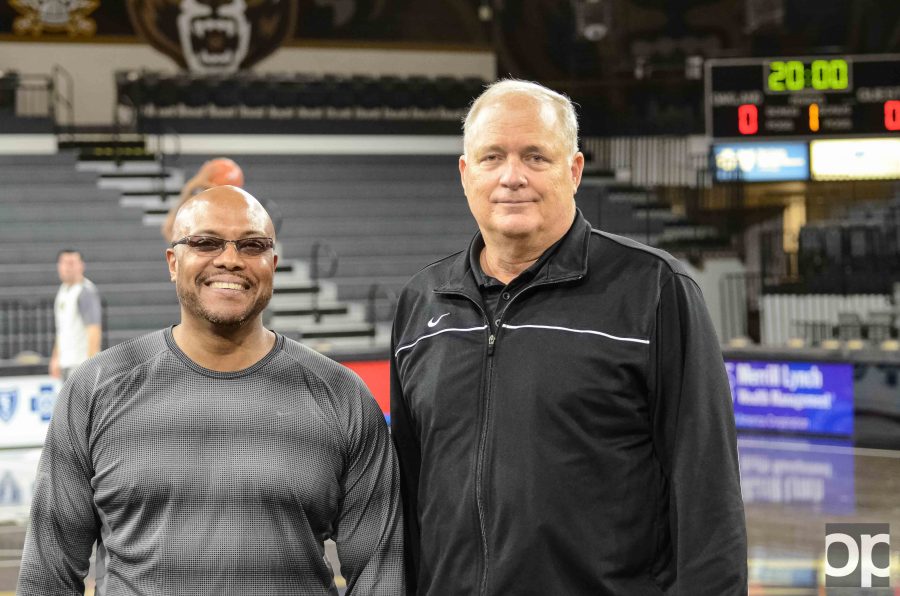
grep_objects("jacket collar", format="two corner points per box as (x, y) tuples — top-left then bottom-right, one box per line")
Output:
(435, 209), (592, 296)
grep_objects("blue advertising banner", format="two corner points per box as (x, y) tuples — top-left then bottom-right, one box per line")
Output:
(725, 360), (854, 436)
(713, 142), (810, 182)
(0, 448), (42, 524)
(0, 375), (60, 449)
(738, 436), (855, 515)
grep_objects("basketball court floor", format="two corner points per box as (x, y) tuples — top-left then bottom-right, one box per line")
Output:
(2, 434), (899, 594)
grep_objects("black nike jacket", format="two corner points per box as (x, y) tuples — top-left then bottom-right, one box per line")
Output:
(390, 212), (747, 596)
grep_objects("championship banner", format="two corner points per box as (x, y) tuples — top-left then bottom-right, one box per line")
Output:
(8, 0), (100, 36)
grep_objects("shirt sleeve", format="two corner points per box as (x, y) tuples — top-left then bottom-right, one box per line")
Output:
(333, 373), (405, 595)
(648, 272), (748, 595)
(390, 336), (421, 594)
(77, 286), (102, 327)
(17, 367), (99, 596)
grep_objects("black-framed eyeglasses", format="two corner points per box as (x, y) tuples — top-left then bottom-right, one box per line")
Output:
(170, 235), (275, 257)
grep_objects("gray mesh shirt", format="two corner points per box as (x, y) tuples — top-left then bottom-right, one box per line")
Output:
(17, 328), (404, 596)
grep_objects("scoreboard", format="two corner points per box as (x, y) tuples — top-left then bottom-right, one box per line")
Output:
(706, 54), (900, 139)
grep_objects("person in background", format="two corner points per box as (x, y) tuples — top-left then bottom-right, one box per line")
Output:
(19, 186), (403, 596)
(161, 157), (282, 242)
(49, 249), (101, 381)
(390, 79), (747, 595)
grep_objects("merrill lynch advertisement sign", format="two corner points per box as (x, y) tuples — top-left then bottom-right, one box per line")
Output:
(725, 360), (854, 436)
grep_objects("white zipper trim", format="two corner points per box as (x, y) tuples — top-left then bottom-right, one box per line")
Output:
(395, 325), (489, 357)
(501, 323), (650, 345)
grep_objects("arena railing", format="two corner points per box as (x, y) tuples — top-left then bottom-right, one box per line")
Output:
(0, 299), (55, 362)
(719, 272), (761, 344)
(50, 65), (75, 139)
(366, 284), (398, 329)
(310, 241), (339, 324)
(0, 298), (108, 362)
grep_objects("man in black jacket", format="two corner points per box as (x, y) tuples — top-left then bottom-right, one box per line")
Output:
(390, 79), (747, 595)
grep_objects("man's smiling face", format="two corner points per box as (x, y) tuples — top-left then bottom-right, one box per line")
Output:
(459, 93), (583, 247)
(166, 186), (277, 329)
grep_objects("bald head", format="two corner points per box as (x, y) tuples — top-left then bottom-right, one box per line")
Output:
(165, 185), (278, 334)
(170, 186), (274, 243)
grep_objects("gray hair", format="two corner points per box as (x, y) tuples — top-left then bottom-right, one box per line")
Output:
(462, 79), (580, 157)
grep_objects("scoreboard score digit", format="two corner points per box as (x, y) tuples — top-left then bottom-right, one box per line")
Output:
(706, 54), (900, 139)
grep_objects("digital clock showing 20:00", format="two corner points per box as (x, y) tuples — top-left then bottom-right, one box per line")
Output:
(766, 59), (850, 93)
(706, 54), (900, 138)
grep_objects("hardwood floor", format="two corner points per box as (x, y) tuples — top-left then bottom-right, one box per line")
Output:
(2, 436), (899, 593)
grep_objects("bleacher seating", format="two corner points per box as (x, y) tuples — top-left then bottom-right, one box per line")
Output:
(116, 71), (487, 135)
(796, 199), (900, 294)
(577, 175), (729, 251)
(0, 153), (172, 351)
(0, 151), (477, 359)
(142, 154), (476, 319)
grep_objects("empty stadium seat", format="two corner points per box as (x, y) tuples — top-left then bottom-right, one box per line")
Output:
(115, 70), (486, 117)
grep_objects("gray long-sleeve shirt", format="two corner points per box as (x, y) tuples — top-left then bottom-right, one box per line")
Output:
(17, 328), (403, 596)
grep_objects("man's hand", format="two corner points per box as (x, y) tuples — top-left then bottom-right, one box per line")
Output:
(86, 324), (102, 359)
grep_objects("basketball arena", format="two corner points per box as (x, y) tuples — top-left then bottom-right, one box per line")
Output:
(1, 2), (900, 594)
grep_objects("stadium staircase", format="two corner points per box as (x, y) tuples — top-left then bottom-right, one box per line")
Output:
(578, 169), (731, 253)
(0, 144), (476, 360)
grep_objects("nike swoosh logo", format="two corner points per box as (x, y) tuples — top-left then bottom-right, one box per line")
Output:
(427, 313), (450, 327)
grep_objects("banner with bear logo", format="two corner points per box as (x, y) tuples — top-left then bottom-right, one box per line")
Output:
(0, 0), (488, 73)
(127, 0), (298, 73)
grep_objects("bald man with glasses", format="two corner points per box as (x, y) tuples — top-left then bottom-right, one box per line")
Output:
(18, 186), (404, 596)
